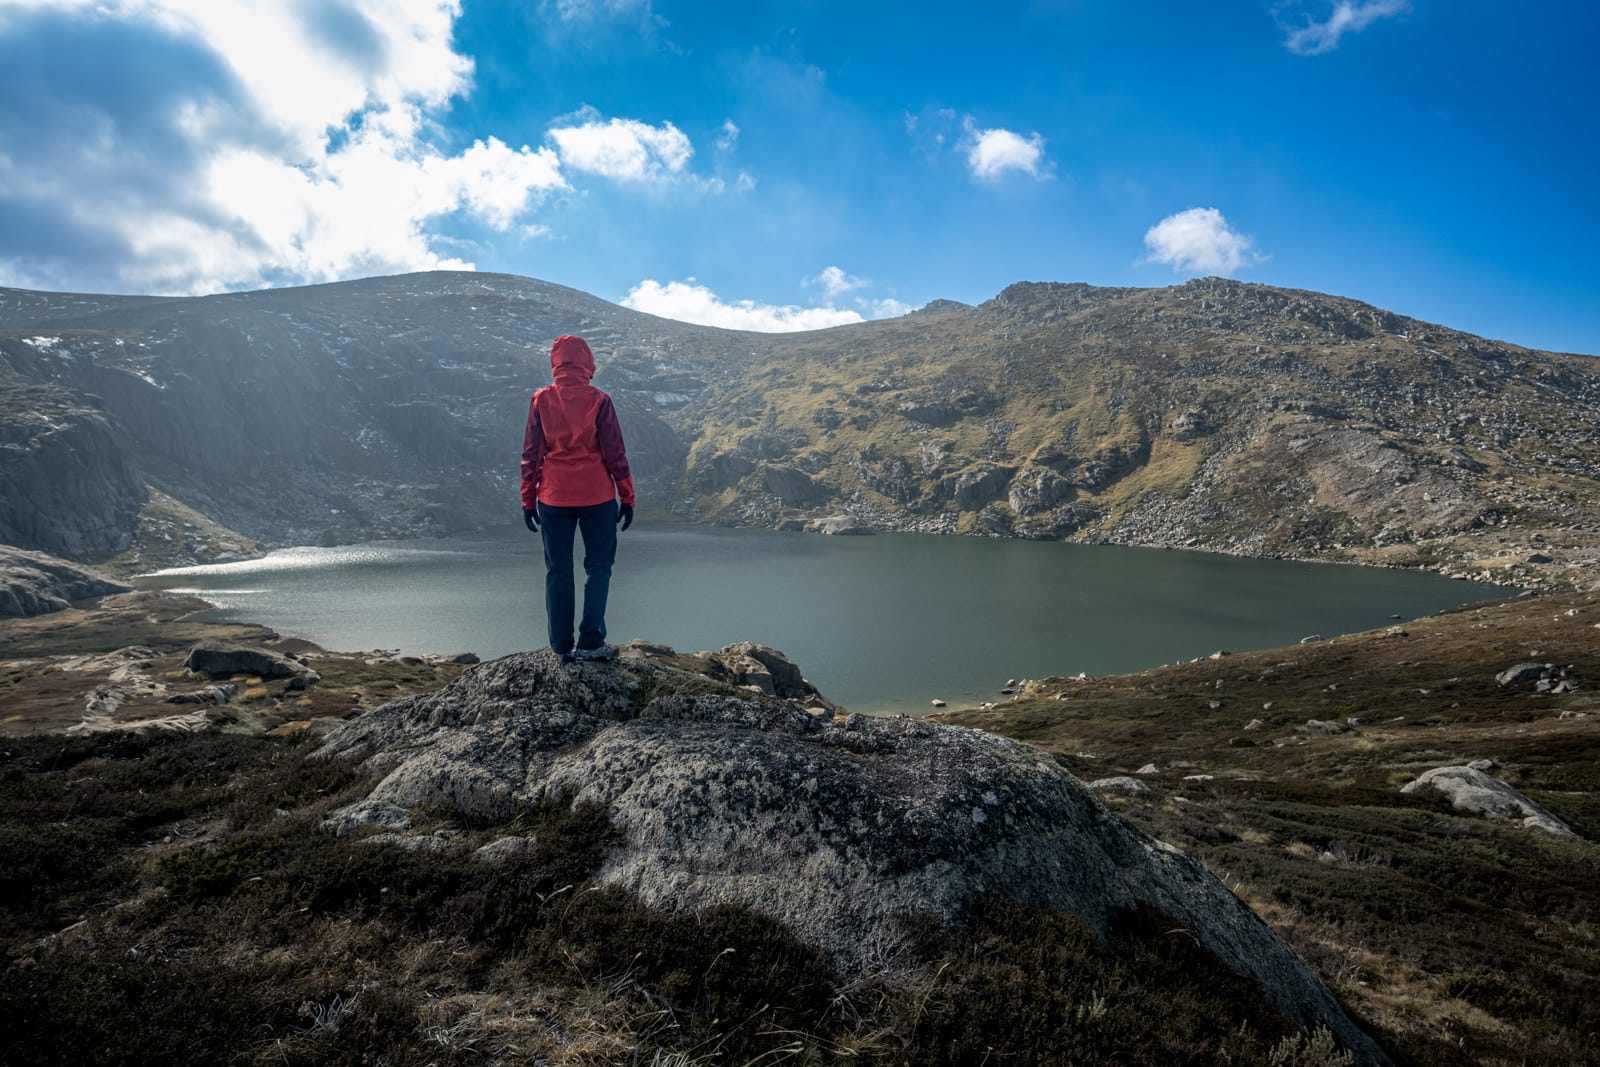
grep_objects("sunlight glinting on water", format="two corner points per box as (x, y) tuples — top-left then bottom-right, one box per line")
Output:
(147, 544), (467, 577)
(135, 526), (1512, 714)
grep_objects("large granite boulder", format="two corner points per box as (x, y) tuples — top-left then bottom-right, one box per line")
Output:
(1401, 766), (1577, 837)
(0, 545), (132, 618)
(759, 464), (829, 505)
(184, 642), (318, 682)
(1008, 466), (1075, 516)
(938, 462), (1015, 510)
(316, 648), (1387, 1064)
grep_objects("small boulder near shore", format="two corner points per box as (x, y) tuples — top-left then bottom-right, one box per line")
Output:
(316, 646), (1388, 1064)
(804, 514), (876, 535)
(185, 642), (318, 683)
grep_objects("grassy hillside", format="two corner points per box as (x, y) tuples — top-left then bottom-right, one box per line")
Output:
(670, 279), (1600, 590)
(3, 588), (1597, 1062)
(940, 588), (1600, 1064)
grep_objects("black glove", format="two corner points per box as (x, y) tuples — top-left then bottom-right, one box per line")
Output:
(618, 503), (634, 531)
(523, 507), (539, 532)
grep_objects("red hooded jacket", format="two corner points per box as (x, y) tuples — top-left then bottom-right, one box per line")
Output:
(520, 336), (635, 509)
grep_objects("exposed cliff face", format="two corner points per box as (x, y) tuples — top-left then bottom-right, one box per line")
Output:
(0, 376), (146, 560)
(317, 644), (1389, 1064)
(1, 272), (1596, 587)
(0, 545), (131, 618)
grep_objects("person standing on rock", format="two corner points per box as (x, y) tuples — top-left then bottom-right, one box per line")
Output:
(521, 335), (635, 663)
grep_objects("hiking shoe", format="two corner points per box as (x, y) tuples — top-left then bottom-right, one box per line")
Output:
(572, 643), (618, 662)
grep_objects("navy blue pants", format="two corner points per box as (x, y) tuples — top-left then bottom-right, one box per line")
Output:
(537, 499), (617, 654)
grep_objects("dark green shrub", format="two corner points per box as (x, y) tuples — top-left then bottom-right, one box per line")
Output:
(1438, 970), (1553, 1022)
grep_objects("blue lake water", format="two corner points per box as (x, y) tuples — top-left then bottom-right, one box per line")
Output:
(137, 524), (1511, 714)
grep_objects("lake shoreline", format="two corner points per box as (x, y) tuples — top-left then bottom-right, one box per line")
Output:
(128, 525), (1526, 717)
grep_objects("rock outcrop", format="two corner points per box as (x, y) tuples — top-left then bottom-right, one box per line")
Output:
(1401, 765), (1577, 837)
(0, 380), (146, 560)
(185, 642), (319, 684)
(317, 646), (1387, 1064)
(0, 546), (132, 618)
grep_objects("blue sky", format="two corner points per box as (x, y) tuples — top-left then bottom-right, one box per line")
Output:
(1, 1), (1596, 353)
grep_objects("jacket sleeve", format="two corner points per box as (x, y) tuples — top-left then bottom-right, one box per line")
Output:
(595, 395), (635, 507)
(519, 394), (543, 511)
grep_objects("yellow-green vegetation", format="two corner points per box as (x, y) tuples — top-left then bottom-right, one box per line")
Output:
(664, 279), (1600, 591)
(939, 590), (1600, 1065)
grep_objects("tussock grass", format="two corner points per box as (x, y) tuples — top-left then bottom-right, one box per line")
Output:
(944, 589), (1600, 1065)
(2, 726), (1363, 1066)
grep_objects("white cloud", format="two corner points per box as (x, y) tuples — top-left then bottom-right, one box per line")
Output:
(1142, 208), (1263, 275)
(542, 0), (656, 25)
(807, 265), (866, 299)
(866, 297), (914, 319)
(548, 112), (693, 181)
(965, 124), (1049, 182)
(621, 279), (865, 332)
(715, 119), (739, 152)
(1281, 1), (1408, 55)
(0, 0), (571, 294)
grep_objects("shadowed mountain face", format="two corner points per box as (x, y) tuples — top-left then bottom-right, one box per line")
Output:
(1, 272), (1596, 585)
(0, 273), (750, 550)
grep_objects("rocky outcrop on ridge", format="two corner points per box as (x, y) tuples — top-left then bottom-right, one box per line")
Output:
(317, 645), (1388, 1064)
(0, 545), (131, 618)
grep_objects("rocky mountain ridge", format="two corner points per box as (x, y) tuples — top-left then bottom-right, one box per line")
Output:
(1, 272), (1595, 587)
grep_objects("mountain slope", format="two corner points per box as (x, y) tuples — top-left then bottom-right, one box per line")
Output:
(0, 273), (752, 551)
(676, 277), (1600, 587)
(1, 272), (1596, 587)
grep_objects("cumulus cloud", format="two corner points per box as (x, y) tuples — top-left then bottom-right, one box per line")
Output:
(548, 111), (693, 181)
(806, 265), (866, 299)
(1142, 208), (1263, 275)
(0, 0), (576, 294)
(867, 297), (914, 319)
(715, 119), (739, 152)
(1281, 0), (1409, 55)
(620, 279), (865, 332)
(620, 274), (914, 332)
(965, 124), (1049, 182)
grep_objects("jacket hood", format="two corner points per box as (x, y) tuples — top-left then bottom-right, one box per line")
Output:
(550, 334), (595, 385)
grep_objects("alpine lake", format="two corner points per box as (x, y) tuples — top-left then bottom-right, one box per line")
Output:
(137, 524), (1514, 715)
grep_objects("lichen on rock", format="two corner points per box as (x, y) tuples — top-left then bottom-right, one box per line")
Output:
(316, 643), (1389, 1064)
